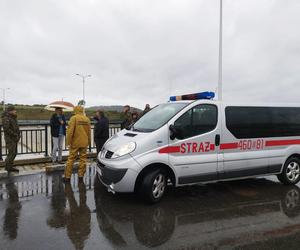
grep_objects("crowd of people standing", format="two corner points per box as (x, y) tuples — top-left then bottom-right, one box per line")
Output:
(1, 103), (151, 182)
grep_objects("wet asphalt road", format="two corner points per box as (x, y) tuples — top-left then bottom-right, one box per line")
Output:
(1, 164), (300, 250)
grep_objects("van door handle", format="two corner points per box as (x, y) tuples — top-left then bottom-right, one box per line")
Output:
(215, 134), (220, 146)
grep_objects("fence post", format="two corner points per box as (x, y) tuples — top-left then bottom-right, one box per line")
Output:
(45, 125), (49, 157)
(0, 125), (2, 161)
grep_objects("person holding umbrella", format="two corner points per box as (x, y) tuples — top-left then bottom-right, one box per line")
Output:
(46, 101), (74, 164)
(50, 107), (66, 164)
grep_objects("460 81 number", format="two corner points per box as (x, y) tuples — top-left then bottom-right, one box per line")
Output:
(238, 139), (264, 150)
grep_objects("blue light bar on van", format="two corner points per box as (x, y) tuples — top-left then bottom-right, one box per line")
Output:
(169, 91), (215, 101)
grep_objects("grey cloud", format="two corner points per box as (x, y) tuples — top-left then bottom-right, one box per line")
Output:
(0, 0), (300, 108)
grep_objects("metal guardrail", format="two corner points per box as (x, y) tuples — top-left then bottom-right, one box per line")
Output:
(0, 121), (122, 160)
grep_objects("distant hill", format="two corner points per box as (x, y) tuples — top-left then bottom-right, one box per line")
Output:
(0, 104), (141, 122)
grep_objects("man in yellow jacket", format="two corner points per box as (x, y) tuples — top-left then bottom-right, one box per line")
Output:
(63, 106), (91, 183)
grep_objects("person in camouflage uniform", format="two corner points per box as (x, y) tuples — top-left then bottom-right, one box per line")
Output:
(2, 106), (20, 172)
(121, 105), (132, 130)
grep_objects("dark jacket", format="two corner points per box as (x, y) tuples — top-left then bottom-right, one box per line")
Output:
(94, 116), (109, 141)
(1, 112), (20, 143)
(50, 114), (67, 137)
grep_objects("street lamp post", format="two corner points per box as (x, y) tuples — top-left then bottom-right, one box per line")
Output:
(0, 88), (10, 111)
(218, 0), (223, 101)
(76, 74), (91, 105)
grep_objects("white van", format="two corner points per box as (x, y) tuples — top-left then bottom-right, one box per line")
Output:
(97, 93), (300, 203)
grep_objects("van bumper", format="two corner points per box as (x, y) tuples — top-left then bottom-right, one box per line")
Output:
(96, 158), (139, 193)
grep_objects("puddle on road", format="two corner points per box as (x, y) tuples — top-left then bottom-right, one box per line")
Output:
(1, 168), (300, 249)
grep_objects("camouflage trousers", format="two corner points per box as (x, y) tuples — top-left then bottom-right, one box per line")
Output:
(5, 142), (18, 169)
(64, 147), (87, 178)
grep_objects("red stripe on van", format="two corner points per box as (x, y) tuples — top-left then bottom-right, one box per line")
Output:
(266, 139), (300, 147)
(159, 146), (181, 154)
(220, 142), (238, 150)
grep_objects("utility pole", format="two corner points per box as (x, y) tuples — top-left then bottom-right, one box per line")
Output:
(1, 88), (10, 111)
(218, 0), (223, 101)
(76, 74), (91, 106)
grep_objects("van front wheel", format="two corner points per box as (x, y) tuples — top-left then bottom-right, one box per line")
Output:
(278, 157), (300, 185)
(140, 169), (167, 203)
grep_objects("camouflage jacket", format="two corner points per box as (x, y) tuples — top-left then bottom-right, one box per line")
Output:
(2, 112), (20, 143)
(121, 111), (132, 129)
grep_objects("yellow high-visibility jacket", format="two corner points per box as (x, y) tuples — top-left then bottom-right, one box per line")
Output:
(66, 106), (91, 148)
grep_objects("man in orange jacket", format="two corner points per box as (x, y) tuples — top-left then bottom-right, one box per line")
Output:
(63, 106), (91, 183)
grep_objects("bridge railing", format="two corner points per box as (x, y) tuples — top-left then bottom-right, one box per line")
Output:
(0, 121), (122, 161)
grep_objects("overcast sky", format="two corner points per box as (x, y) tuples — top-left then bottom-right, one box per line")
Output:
(1, 0), (300, 109)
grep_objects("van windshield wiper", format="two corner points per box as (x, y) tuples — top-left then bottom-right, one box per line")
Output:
(132, 127), (154, 133)
(132, 126), (143, 132)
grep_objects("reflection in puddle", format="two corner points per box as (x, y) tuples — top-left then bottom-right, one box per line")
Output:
(1, 170), (300, 249)
(94, 178), (300, 249)
(0, 166), (96, 249)
(0, 165), (96, 200)
(3, 180), (21, 240)
(64, 183), (91, 250)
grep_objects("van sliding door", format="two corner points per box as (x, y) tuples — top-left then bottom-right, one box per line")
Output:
(221, 106), (272, 179)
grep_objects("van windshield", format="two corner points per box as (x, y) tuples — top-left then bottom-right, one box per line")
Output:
(132, 103), (188, 132)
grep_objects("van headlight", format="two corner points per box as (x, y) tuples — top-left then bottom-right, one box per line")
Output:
(112, 142), (136, 159)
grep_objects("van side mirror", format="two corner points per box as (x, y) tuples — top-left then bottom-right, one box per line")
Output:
(169, 125), (178, 140)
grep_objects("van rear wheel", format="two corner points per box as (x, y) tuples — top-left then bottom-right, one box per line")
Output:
(277, 157), (300, 185)
(140, 169), (167, 204)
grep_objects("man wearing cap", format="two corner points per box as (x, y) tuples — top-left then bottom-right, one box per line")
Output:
(64, 106), (91, 183)
(1, 106), (20, 172)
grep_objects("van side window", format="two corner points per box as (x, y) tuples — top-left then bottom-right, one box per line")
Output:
(174, 104), (218, 139)
(226, 106), (300, 138)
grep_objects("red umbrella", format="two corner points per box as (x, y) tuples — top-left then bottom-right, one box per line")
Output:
(45, 101), (74, 112)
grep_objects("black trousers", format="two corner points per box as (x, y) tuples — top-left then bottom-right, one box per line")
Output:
(95, 138), (107, 156)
